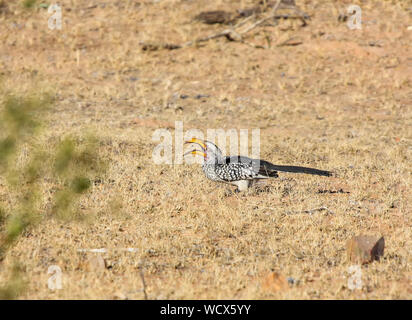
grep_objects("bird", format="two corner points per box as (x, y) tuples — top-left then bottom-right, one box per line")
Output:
(184, 138), (332, 192)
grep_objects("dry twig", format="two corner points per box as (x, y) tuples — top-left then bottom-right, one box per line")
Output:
(286, 206), (334, 215)
(139, 265), (148, 300)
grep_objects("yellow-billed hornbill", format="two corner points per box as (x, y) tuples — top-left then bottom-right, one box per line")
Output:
(185, 138), (332, 192)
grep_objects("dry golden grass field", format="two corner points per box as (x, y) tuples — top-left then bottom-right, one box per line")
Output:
(0, 0), (411, 299)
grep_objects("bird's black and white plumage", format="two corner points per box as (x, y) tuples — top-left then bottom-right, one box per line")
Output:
(185, 138), (332, 191)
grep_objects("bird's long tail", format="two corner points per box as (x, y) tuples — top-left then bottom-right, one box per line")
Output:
(268, 164), (332, 177)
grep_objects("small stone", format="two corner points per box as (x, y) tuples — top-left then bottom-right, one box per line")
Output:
(262, 272), (288, 293)
(347, 235), (385, 264)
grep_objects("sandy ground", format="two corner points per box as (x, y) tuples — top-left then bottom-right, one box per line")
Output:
(0, 0), (411, 299)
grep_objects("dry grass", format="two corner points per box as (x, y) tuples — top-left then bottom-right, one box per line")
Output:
(0, 0), (411, 299)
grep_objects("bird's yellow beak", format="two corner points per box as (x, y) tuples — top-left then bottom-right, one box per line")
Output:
(184, 138), (206, 150)
(183, 149), (206, 158)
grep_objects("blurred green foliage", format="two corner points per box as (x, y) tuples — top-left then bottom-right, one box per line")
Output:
(22, 0), (37, 9)
(52, 134), (106, 219)
(0, 263), (26, 299)
(0, 92), (107, 296)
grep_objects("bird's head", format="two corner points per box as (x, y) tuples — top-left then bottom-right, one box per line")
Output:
(184, 138), (223, 163)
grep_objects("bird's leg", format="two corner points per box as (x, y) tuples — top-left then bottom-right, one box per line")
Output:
(223, 186), (237, 197)
(232, 180), (251, 192)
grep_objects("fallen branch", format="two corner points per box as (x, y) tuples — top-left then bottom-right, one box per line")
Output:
(139, 0), (284, 50)
(276, 36), (303, 47)
(238, 0), (282, 35)
(186, 0), (281, 48)
(182, 29), (233, 47)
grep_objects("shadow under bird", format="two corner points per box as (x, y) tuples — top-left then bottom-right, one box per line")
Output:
(185, 138), (332, 192)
